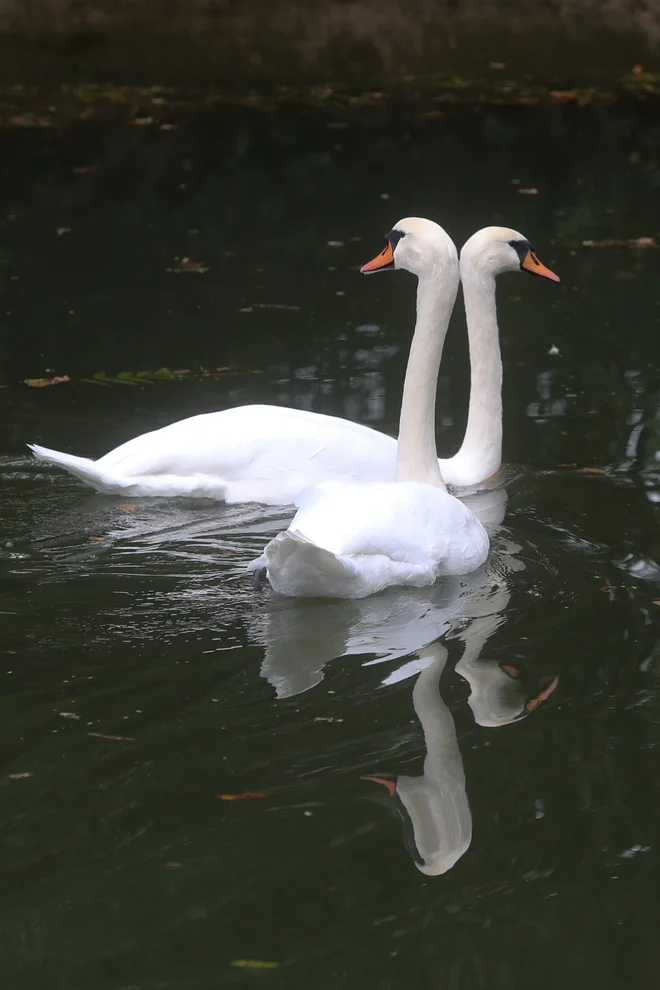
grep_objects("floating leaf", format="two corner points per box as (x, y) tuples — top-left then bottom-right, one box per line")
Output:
(231, 960), (279, 969)
(132, 116), (155, 126)
(518, 187), (539, 195)
(327, 240), (344, 248)
(579, 467), (607, 474)
(56, 227), (71, 236)
(8, 772), (33, 779)
(72, 166), (96, 174)
(556, 237), (657, 249)
(251, 303), (301, 311)
(25, 375), (71, 388)
(600, 586), (614, 593)
(89, 732), (136, 742)
(218, 792), (269, 801)
(117, 504), (140, 512)
(89, 537), (104, 544)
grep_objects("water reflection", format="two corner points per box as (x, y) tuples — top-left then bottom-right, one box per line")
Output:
(363, 576), (558, 877)
(365, 639), (471, 877)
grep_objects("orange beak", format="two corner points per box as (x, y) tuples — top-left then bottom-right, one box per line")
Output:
(362, 775), (397, 796)
(360, 241), (395, 274)
(525, 674), (559, 712)
(521, 249), (560, 282)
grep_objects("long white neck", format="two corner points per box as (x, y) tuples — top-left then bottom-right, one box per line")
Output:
(396, 269), (458, 488)
(443, 263), (503, 486)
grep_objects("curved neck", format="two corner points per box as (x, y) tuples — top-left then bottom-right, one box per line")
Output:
(452, 264), (503, 482)
(397, 271), (458, 488)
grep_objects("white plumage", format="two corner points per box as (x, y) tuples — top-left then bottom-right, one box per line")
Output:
(253, 480), (489, 598)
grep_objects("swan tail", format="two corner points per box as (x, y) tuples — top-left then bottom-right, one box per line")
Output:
(258, 531), (365, 598)
(27, 444), (116, 492)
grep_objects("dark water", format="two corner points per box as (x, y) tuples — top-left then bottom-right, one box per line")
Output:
(2, 102), (660, 989)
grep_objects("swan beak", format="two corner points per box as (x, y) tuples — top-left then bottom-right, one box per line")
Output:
(362, 775), (397, 796)
(525, 674), (559, 712)
(521, 250), (560, 282)
(360, 241), (395, 274)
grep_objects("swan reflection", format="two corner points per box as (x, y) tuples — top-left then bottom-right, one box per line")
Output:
(364, 596), (558, 876)
(251, 484), (517, 698)
(364, 639), (470, 876)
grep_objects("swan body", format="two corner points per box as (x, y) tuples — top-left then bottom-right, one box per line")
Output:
(28, 406), (401, 504)
(27, 226), (558, 503)
(255, 479), (489, 599)
(253, 218), (491, 598)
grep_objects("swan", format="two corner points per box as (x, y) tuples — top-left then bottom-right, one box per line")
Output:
(249, 218), (491, 598)
(27, 226), (559, 504)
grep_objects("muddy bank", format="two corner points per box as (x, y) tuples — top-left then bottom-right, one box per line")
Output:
(1, 1), (660, 86)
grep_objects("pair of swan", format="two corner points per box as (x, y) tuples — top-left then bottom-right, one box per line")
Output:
(249, 219), (558, 597)
(29, 218), (558, 599)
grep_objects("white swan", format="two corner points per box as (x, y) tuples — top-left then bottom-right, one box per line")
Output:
(27, 226), (558, 504)
(250, 218), (490, 598)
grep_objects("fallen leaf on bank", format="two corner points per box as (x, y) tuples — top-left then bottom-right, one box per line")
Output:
(8, 113), (52, 127)
(56, 227), (71, 236)
(518, 187), (539, 195)
(72, 166), (96, 174)
(89, 732), (136, 741)
(231, 960), (279, 969)
(8, 772), (32, 779)
(117, 504), (140, 511)
(218, 792), (269, 801)
(25, 375), (71, 388)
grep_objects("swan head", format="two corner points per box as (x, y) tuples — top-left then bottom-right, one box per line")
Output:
(460, 226), (560, 282)
(360, 217), (458, 279)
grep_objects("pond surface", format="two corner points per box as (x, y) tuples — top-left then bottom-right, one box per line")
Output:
(1, 101), (660, 990)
